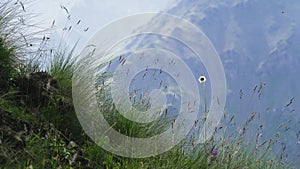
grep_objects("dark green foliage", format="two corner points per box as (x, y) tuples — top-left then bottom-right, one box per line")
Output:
(0, 38), (17, 92)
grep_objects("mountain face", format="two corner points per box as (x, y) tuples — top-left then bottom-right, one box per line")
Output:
(161, 0), (300, 119)
(162, 0), (300, 161)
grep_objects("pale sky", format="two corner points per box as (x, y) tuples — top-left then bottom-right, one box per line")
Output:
(27, 0), (176, 54)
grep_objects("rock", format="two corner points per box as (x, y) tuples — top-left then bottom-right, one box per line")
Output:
(0, 77), (8, 92)
(13, 72), (60, 107)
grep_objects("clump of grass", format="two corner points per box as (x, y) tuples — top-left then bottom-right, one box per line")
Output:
(0, 1), (28, 54)
(0, 37), (17, 90)
(0, 1), (24, 92)
(47, 43), (77, 98)
(0, 0), (45, 74)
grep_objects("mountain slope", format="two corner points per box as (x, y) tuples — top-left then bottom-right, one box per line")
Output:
(163, 0), (300, 162)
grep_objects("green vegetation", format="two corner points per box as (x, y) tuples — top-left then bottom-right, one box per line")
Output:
(0, 1), (297, 168)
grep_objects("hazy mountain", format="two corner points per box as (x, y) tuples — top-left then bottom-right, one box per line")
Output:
(162, 0), (300, 162)
(94, 0), (299, 162)
(165, 0), (300, 106)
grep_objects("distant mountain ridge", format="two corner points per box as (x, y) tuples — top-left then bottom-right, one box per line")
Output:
(164, 0), (300, 110)
(161, 0), (300, 162)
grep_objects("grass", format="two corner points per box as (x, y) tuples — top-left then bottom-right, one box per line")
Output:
(0, 1), (298, 168)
